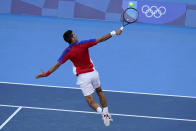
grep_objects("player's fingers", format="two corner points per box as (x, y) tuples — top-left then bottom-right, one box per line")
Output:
(36, 74), (44, 79)
(36, 75), (40, 79)
(119, 30), (122, 35)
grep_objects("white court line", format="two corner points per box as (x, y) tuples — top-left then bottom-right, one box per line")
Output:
(0, 104), (196, 122)
(0, 106), (22, 130)
(0, 81), (196, 99)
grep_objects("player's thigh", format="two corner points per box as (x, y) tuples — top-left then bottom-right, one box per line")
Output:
(91, 71), (101, 89)
(80, 82), (95, 96)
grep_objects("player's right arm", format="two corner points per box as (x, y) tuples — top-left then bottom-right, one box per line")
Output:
(35, 48), (70, 79)
(35, 62), (61, 79)
(96, 29), (123, 43)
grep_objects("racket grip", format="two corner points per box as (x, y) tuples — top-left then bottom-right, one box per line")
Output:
(120, 26), (124, 31)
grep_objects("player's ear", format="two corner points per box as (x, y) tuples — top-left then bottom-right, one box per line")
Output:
(71, 37), (74, 43)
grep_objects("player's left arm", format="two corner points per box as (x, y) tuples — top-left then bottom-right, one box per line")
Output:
(35, 62), (61, 79)
(96, 29), (123, 43)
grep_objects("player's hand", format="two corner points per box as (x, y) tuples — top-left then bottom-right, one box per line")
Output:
(36, 69), (46, 79)
(116, 29), (122, 35)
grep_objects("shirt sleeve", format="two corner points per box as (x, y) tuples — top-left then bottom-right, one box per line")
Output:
(58, 48), (70, 64)
(79, 39), (97, 48)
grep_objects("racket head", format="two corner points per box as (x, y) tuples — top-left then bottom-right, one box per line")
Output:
(122, 7), (139, 26)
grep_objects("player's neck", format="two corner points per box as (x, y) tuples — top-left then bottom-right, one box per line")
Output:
(71, 40), (78, 45)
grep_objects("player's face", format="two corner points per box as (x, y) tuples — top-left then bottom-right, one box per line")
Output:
(72, 33), (78, 43)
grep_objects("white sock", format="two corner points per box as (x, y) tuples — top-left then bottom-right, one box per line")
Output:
(103, 107), (109, 114)
(96, 107), (102, 114)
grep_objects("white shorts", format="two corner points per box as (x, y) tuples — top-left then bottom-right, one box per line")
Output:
(76, 70), (101, 96)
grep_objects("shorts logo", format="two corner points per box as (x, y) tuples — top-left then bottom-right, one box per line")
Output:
(141, 5), (167, 18)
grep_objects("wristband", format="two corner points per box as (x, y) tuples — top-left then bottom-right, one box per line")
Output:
(120, 26), (124, 31)
(110, 30), (116, 36)
(45, 71), (51, 76)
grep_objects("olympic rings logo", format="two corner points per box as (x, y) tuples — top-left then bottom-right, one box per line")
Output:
(141, 5), (167, 18)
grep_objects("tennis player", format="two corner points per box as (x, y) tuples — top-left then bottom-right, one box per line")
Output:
(36, 28), (123, 126)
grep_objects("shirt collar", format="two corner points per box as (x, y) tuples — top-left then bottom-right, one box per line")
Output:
(70, 41), (78, 47)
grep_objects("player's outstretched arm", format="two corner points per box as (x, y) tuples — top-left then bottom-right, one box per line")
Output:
(96, 28), (123, 43)
(35, 62), (61, 79)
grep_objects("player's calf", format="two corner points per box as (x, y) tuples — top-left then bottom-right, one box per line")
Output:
(96, 87), (107, 107)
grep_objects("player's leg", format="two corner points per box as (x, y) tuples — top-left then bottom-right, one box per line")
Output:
(91, 71), (113, 126)
(80, 84), (102, 114)
(77, 72), (102, 114)
(95, 87), (107, 108)
(85, 94), (102, 113)
(91, 71), (109, 111)
(96, 87), (112, 122)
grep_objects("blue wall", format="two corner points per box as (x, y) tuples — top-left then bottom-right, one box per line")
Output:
(143, 0), (196, 4)
(0, 0), (196, 27)
(186, 9), (196, 27)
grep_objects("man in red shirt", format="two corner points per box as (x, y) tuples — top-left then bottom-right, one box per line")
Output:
(36, 28), (123, 126)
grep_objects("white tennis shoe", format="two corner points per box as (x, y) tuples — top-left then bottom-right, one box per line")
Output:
(102, 113), (113, 126)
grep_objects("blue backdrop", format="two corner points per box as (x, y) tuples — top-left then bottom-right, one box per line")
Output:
(0, 0), (196, 27)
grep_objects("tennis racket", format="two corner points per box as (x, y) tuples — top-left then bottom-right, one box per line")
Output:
(121, 7), (139, 30)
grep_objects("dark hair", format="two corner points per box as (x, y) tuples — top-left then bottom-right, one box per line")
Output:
(63, 30), (73, 44)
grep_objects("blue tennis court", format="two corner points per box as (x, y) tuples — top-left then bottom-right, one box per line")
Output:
(0, 82), (196, 131)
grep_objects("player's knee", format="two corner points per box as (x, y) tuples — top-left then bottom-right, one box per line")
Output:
(96, 87), (102, 94)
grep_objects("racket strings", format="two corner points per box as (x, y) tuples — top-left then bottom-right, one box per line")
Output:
(123, 8), (138, 23)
